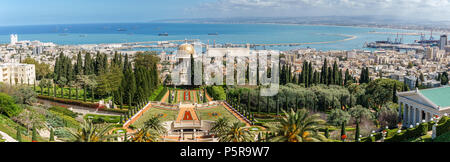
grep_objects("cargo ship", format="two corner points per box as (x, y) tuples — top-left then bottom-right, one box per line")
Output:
(158, 32), (169, 36)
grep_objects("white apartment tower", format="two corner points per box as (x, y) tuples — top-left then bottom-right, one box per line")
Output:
(10, 34), (18, 45)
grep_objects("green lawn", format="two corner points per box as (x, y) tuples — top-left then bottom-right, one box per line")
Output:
(131, 107), (178, 128)
(197, 105), (240, 123)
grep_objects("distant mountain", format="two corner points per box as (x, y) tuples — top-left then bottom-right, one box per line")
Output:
(153, 16), (450, 32)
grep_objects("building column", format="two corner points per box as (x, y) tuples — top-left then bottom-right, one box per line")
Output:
(410, 106), (414, 127)
(404, 105), (409, 126)
(403, 104), (411, 127)
(415, 108), (419, 125)
(181, 129), (184, 141)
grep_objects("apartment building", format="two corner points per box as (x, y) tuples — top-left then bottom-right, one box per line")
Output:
(0, 63), (36, 85)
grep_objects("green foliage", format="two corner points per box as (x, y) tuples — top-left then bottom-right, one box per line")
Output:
(207, 86), (226, 100)
(437, 116), (450, 136)
(365, 78), (404, 108)
(46, 110), (80, 129)
(48, 106), (78, 118)
(327, 109), (350, 126)
(84, 114), (120, 124)
(31, 124), (37, 141)
(37, 95), (99, 108)
(21, 57), (52, 80)
(0, 92), (22, 117)
(149, 85), (166, 101)
(384, 122), (431, 142)
(49, 128), (55, 142)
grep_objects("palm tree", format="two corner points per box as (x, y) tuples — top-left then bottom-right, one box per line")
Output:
(270, 109), (326, 142)
(131, 116), (166, 142)
(218, 122), (254, 142)
(210, 117), (230, 137)
(66, 119), (117, 142)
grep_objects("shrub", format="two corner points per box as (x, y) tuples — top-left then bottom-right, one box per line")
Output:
(84, 114), (120, 124)
(0, 93), (22, 117)
(206, 86), (226, 100)
(360, 136), (375, 142)
(48, 106), (78, 118)
(150, 86), (167, 101)
(437, 116), (450, 136)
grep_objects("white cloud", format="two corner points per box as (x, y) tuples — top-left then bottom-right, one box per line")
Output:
(188, 0), (450, 20)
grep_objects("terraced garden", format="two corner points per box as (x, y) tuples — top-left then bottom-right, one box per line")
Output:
(197, 105), (240, 123)
(131, 106), (178, 128)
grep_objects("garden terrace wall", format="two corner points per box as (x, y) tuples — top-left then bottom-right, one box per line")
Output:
(38, 95), (99, 108)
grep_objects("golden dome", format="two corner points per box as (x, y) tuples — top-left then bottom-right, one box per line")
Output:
(178, 43), (195, 55)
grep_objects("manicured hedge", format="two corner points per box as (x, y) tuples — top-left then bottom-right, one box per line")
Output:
(38, 95), (126, 114)
(384, 123), (428, 142)
(437, 116), (450, 136)
(103, 108), (128, 113)
(151, 86), (167, 101)
(206, 86), (226, 100)
(84, 114), (120, 124)
(38, 95), (99, 108)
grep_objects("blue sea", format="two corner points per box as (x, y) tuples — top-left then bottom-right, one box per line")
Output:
(0, 23), (438, 51)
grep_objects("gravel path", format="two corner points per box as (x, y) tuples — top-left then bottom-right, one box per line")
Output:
(0, 131), (17, 142)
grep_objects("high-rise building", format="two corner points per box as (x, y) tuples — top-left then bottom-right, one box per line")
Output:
(440, 34), (448, 50)
(10, 34), (18, 45)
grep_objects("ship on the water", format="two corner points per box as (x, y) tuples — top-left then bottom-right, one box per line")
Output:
(158, 32), (169, 36)
(116, 28), (127, 31)
(208, 32), (219, 35)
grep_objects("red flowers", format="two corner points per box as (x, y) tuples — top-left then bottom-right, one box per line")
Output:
(341, 135), (347, 140)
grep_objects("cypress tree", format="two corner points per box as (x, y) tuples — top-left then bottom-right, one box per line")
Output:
(415, 78), (419, 88)
(49, 128), (55, 142)
(276, 95), (279, 115)
(355, 122), (360, 142)
(393, 83), (398, 103)
(247, 90), (251, 115)
(83, 85), (87, 102)
(91, 87), (95, 103)
(284, 94), (288, 111)
(257, 89), (261, 114)
(16, 126), (22, 142)
(31, 125), (37, 142)
(340, 121), (346, 142)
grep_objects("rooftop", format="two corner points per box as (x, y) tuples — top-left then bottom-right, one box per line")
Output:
(420, 86), (450, 108)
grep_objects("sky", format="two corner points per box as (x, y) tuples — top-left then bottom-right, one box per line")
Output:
(1, 0), (450, 26)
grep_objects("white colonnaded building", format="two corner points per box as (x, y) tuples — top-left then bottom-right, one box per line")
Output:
(397, 86), (450, 127)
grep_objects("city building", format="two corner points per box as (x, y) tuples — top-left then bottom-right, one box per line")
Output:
(440, 34), (448, 50)
(404, 75), (418, 90)
(10, 34), (18, 46)
(0, 63), (36, 85)
(398, 86), (450, 127)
